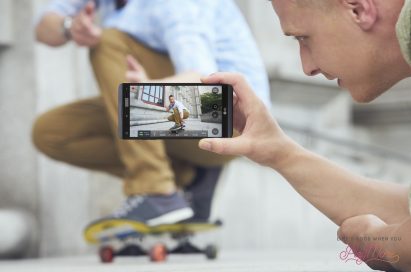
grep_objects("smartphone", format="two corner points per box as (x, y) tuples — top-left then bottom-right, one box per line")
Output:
(118, 83), (233, 139)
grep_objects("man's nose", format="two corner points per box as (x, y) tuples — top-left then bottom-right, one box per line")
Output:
(300, 46), (321, 76)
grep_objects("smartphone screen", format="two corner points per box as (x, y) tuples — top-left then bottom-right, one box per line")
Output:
(119, 83), (233, 139)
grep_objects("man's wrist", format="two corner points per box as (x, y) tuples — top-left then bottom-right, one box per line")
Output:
(268, 137), (304, 171)
(62, 16), (73, 41)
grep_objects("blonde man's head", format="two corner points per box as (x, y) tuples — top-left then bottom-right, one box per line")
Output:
(270, 0), (411, 103)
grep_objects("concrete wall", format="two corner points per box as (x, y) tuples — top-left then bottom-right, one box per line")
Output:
(0, 0), (39, 256)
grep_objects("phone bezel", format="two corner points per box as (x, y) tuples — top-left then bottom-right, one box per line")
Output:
(119, 83), (233, 140)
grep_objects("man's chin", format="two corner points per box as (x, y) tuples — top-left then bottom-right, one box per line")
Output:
(346, 84), (387, 104)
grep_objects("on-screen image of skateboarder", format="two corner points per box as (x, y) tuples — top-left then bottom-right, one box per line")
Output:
(166, 95), (190, 131)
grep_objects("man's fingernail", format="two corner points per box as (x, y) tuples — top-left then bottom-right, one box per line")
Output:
(199, 141), (211, 151)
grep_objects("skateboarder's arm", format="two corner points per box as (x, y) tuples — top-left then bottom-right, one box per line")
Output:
(36, 1), (101, 48)
(199, 72), (411, 227)
(36, 13), (68, 46)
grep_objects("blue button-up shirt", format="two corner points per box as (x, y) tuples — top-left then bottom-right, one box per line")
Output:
(39, 0), (271, 105)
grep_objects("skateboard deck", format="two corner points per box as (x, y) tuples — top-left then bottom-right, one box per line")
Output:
(170, 127), (185, 134)
(84, 219), (222, 263)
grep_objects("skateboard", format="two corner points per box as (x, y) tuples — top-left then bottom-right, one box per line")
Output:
(169, 125), (185, 134)
(84, 219), (222, 263)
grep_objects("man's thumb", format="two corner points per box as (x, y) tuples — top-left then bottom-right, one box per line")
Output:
(84, 1), (96, 16)
(126, 55), (142, 71)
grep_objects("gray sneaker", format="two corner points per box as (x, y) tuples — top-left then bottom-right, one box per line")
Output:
(106, 192), (194, 226)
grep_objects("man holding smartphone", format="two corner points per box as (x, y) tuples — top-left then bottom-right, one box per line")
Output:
(199, 0), (411, 271)
(33, 0), (270, 226)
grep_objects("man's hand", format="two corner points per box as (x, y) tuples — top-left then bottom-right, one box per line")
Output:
(198, 72), (297, 168)
(126, 55), (149, 83)
(70, 1), (102, 47)
(338, 214), (403, 272)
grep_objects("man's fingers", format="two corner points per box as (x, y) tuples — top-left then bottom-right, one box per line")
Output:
(127, 55), (143, 71)
(201, 72), (257, 103)
(126, 71), (142, 83)
(88, 25), (102, 38)
(199, 136), (248, 156)
(72, 30), (99, 47)
(84, 1), (96, 17)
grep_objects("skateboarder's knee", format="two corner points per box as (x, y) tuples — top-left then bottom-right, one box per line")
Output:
(32, 113), (65, 158)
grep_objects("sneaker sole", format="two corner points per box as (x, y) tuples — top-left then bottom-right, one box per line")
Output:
(147, 207), (194, 226)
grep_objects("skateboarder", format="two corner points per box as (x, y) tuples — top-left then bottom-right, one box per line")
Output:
(166, 95), (189, 131)
(33, 0), (270, 227)
(199, 1), (411, 271)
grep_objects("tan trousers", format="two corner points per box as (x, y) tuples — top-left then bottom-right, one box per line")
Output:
(32, 29), (234, 196)
(168, 109), (189, 125)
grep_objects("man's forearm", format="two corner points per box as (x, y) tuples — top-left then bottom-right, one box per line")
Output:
(36, 13), (67, 47)
(392, 217), (411, 269)
(273, 144), (410, 226)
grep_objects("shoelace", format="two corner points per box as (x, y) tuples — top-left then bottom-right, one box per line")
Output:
(113, 196), (145, 218)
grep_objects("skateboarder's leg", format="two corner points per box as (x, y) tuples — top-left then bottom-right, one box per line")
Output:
(89, 29), (193, 224)
(165, 140), (236, 221)
(90, 29), (179, 196)
(168, 114), (176, 123)
(173, 109), (183, 125)
(183, 110), (189, 119)
(32, 97), (125, 177)
(181, 110), (189, 127)
(168, 111), (180, 130)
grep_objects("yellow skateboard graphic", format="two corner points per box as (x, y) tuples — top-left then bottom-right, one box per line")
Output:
(84, 219), (222, 263)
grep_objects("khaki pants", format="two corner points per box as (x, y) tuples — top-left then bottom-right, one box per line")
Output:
(168, 109), (189, 125)
(32, 29), (234, 196)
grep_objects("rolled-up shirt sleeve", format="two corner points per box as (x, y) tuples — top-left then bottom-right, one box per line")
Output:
(153, 0), (219, 76)
(34, 0), (88, 28)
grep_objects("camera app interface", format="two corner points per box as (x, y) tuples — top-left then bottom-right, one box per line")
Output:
(129, 85), (223, 138)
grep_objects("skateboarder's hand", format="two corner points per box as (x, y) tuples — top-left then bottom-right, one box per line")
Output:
(70, 1), (102, 47)
(126, 55), (149, 83)
(199, 73), (298, 168)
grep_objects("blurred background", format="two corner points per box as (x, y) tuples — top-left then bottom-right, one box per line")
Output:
(1, 0), (411, 260)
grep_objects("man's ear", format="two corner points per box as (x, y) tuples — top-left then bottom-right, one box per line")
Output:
(341, 0), (378, 31)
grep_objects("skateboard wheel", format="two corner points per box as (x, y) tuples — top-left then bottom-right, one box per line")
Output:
(149, 243), (167, 262)
(99, 246), (115, 263)
(205, 244), (218, 260)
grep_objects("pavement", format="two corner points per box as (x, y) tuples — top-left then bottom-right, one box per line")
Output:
(130, 119), (222, 138)
(0, 250), (373, 272)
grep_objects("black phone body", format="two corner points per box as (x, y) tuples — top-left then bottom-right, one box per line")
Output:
(119, 83), (233, 139)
